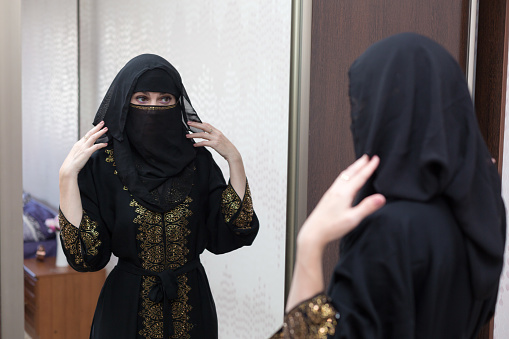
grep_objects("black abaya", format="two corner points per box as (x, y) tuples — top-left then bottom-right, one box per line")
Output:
(273, 33), (505, 339)
(60, 147), (258, 339)
(59, 54), (259, 339)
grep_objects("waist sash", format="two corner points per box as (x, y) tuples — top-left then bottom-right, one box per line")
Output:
(116, 257), (201, 337)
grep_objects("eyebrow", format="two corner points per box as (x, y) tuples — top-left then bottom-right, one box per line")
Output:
(134, 91), (173, 96)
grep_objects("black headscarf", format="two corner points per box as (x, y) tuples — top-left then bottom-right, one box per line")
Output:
(348, 33), (506, 299)
(92, 54), (202, 212)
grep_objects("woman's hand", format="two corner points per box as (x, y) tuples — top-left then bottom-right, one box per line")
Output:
(59, 121), (109, 179)
(285, 155), (385, 312)
(186, 121), (247, 199)
(298, 155), (386, 250)
(59, 122), (108, 227)
(186, 121), (241, 162)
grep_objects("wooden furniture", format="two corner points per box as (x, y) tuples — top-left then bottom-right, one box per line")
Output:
(24, 257), (105, 339)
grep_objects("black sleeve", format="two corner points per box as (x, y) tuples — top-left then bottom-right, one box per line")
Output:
(59, 160), (112, 272)
(205, 157), (259, 254)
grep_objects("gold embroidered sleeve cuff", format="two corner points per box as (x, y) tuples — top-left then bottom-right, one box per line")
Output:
(58, 209), (102, 267)
(277, 294), (339, 339)
(79, 211), (102, 257)
(221, 180), (254, 229)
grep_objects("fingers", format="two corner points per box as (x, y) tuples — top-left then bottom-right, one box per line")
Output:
(83, 121), (104, 139)
(336, 155), (380, 192)
(341, 154), (370, 178)
(82, 121), (108, 145)
(187, 121), (215, 134)
(350, 193), (386, 225)
(193, 140), (212, 148)
(348, 155), (379, 191)
(186, 132), (211, 140)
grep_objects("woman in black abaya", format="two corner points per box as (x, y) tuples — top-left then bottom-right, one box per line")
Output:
(59, 54), (259, 338)
(273, 33), (506, 338)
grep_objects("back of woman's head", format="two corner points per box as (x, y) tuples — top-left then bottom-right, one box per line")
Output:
(349, 32), (505, 299)
(349, 32), (475, 201)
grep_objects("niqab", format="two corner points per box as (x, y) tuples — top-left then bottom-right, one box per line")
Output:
(348, 32), (506, 299)
(92, 54), (201, 212)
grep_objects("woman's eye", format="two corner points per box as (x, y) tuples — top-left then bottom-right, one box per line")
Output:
(160, 97), (172, 103)
(136, 96), (148, 102)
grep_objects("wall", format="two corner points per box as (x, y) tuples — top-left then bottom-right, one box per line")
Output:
(0, 1), (23, 337)
(77, 1), (291, 338)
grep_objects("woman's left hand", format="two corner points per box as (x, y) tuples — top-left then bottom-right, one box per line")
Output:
(186, 121), (241, 162)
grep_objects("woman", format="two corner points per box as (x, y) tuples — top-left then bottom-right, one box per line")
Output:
(274, 33), (506, 338)
(59, 54), (259, 338)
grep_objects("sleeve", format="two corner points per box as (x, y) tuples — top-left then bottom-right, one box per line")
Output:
(205, 157), (259, 254)
(270, 294), (339, 339)
(58, 161), (112, 272)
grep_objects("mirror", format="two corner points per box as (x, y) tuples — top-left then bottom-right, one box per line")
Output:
(22, 1), (293, 337)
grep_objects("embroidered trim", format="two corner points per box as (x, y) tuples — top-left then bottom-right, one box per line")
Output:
(130, 103), (177, 110)
(59, 210), (101, 267)
(221, 181), (254, 228)
(132, 197), (194, 338)
(280, 294), (339, 339)
(59, 210), (86, 266)
(80, 213), (102, 256)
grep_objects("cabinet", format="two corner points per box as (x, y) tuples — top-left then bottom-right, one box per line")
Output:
(24, 257), (105, 339)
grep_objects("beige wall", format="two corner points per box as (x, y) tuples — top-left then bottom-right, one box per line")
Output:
(0, 0), (24, 338)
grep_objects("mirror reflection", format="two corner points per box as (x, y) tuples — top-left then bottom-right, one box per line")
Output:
(22, 1), (291, 338)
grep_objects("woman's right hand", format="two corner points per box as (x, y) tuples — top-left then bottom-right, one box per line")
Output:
(59, 121), (108, 178)
(297, 155), (386, 250)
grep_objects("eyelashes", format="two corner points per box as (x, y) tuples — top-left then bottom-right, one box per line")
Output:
(134, 95), (174, 104)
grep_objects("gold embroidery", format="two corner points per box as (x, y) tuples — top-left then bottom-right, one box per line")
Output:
(80, 213), (102, 256)
(221, 184), (240, 223)
(279, 294), (339, 339)
(139, 276), (164, 338)
(164, 200), (192, 269)
(105, 148), (120, 178)
(105, 149), (115, 166)
(130, 103), (177, 110)
(221, 181), (254, 228)
(233, 183), (253, 229)
(172, 275), (193, 338)
(59, 210), (85, 266)
(132, 197), (194, 338)
(58, 210), (101, 266)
